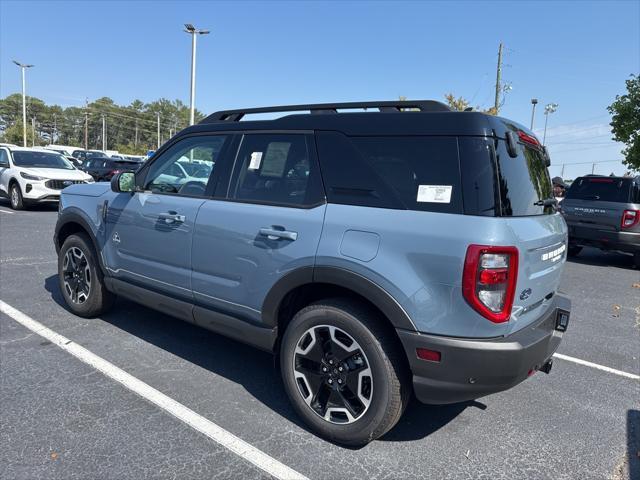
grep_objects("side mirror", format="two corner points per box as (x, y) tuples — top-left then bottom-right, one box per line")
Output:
(111, 171), (136, 193)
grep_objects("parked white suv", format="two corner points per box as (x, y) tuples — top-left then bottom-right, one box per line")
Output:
(0, 146), (94, 210)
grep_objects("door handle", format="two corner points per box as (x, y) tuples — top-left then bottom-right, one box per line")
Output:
(259, 227), (298, 241)
(158, 212), (186, 224)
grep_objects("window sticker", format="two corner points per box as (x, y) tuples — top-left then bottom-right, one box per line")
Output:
(261, 142), (291, 177)
(248, 152), (263, 170)
(417, 185), (452, 203)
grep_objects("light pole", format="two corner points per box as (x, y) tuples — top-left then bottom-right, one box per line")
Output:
(12, 60), (34, 147)
(184, 24), (210, 126)
(102, 114), (107, 151)
(542, 103), (558, 145)
(530, 98), (538, 130)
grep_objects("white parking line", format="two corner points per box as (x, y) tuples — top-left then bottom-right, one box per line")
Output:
(0, 300), (308, 480)
(553, 353), (640, 380)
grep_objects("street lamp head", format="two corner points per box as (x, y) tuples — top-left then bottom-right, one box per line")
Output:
(544, 103), (558, 114)
(184, 24), (209, 35)
(13, 60), (34, 69)
(531, 98), (538, 105)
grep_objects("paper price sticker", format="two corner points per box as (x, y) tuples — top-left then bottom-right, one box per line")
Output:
(417, 185), (452, 203)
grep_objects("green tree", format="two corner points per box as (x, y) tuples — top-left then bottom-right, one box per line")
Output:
(608, 74), (640, 171)
(0, 121), (37, 145)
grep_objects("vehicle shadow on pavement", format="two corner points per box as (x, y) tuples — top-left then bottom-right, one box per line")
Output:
(0, 198), (58, 212)
(45, 274), (471, 446)
(567, 247), (636, 271)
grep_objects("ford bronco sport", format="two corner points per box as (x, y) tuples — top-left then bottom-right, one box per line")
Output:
(562, 175), (640, 266)
(54, 100), (571, 445)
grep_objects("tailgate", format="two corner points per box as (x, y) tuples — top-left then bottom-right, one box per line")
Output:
(562, 199), (626, 233)
(504, 213), (568, 334)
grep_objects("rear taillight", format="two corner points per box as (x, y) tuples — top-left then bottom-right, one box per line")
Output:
(517, 130), (541, 147)
(621, 210), (639, 229)
(109, 169), (122, 176)
(462, 245), (519, 323)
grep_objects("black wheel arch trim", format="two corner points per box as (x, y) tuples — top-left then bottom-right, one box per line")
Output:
(261, 265), (417, 332)
(54, 208), (107, 275)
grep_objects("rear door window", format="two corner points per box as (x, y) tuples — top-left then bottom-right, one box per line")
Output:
(229, 133), (323, 207)
(565, 177), (632, 203)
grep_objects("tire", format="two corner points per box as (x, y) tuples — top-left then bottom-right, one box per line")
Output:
(568, 245), (582, 257)
(280, 298), (410, 446)
(633, 252), (640, 269)
(58, 233), (115, 317)
(9, 182), (24, 210)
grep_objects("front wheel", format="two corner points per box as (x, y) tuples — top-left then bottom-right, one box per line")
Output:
(58, 233), (114, 317)
(9, 183), (24, 210)
(280, 298), (410, 446)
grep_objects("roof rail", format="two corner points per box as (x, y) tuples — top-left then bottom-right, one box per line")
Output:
(201, 100), (452, 123)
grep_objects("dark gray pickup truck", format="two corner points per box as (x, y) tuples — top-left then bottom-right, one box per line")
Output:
(562, 175), (640, 266)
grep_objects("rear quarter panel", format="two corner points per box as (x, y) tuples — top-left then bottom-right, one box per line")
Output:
(317, 204), (567, 338)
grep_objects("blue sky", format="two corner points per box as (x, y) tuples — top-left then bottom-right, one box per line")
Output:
(1, 0), (638, 177)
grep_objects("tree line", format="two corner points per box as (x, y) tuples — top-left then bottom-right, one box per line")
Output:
(0, 94), (204, 155)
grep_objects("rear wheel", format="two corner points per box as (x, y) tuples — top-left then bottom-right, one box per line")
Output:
(9, 183), (24, 210)
(633, 252), (640, 269)
(58, 233), (114, 317)
(568, 245), (582, 257)
(280, 298), (410, 446)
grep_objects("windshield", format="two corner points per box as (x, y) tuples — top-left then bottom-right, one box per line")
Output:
(12, 151), (74, 170)
(565, 177), (632, 203)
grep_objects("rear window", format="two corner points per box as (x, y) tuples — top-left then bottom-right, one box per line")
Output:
(493, 139), (552, 216)
(565, 177), (632, 203)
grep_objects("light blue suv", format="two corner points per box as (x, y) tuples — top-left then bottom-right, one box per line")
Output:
(54, 101), (571, 445)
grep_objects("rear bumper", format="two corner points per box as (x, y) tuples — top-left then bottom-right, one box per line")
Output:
(397, 293), (571, 405)
(568, 224), (640, 254)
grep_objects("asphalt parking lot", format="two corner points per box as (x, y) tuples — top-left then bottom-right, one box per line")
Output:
(1, 200), (638, 480)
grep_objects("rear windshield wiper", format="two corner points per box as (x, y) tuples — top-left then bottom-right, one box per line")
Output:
(533, 198), (558, 207)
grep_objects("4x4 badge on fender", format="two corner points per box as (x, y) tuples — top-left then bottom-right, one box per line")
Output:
(519, 288), (532, 300)
(112, 232), (120, 244)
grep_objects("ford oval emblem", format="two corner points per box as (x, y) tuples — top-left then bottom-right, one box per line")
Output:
(519, 288), (532, 300)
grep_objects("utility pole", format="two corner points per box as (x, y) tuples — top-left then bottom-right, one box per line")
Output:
(31, 117), (36, 146)
(13, 60), (34, 147)
(84, 99), (89, 150)
(494, 43), (503, 114)
(53, 113), (57, 144)
(134, 119), (139, 147)
(102, 114), (106, 151)
(157, 112), (161, 149)
(184, 24), (210, 125)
